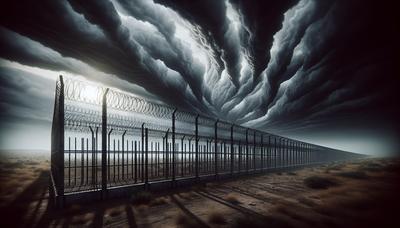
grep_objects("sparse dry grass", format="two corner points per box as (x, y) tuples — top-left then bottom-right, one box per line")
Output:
(150, 196), (170, 206)
(224, 193), (241, 204)
(179, 191), (196, 200)
(297, 196), (317, 207)
(175, 213), (200, 228)
(1, 151), (399, 228)
(336, 171), (368, 179)
(303, 175), (339, 189)
(208, 211), (227, 224)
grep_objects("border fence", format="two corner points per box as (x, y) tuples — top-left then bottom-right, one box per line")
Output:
(50, 75), (363, 207)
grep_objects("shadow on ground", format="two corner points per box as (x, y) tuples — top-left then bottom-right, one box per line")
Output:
(0, 153), (399, 228)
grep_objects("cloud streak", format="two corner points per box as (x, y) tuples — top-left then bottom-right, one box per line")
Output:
(0, 0), (398, 148)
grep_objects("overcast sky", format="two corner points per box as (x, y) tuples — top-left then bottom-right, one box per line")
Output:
(0, 0), (399, 156)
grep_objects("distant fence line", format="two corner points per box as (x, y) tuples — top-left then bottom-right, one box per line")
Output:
(50, 75), (363, 207)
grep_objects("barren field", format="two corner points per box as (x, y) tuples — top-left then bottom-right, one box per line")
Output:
(0, 151), (399, 228)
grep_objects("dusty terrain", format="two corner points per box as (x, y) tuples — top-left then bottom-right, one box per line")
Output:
(0, 151), (399, 228)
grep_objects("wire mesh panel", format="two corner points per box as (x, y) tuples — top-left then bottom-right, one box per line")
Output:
(50, 75), (365, 201)
(147, 129), (167, 181)
(64, 128), (101, 193)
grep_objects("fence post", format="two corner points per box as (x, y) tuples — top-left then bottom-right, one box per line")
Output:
(172, 109), (177, 184)
(189, 137), (193, 174)
(281, 138), (284, 168)
(89, 127), (95, 187)
(261, 134), (264, 171)
(289, 141), (292, 167)
(267, 135), (271, 169)
(165, 129), (169, 179)
(230, 124), (234, 176)
(238, 140), (241, 173)
(296, 142), (301, 165)
(214, 119), (219, 178)
(278, 137), (281, 168)
(81, 138), (84, 185)
(297, 141), (299, 166)
(274, 137), (277, 169)
(50, 75), (65, 207)
(145, 128), (149, 188)
(195, 115), (199, 179)
(285, 139), (288, 167)
(245, 129), (249, 174)
(223, 141), (226, 171)
(181, 135), (185, 176)
(253, 131), (256, 172)
(141, 123), (145, 183)
(101, 88), (109, 199)
(301, 143), (303, 165)
(107, 129), (113, 183)
(122, 130), (126, 180)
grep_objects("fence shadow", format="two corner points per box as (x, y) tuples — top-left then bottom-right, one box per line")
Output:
(0, 171), (49, 228)
(195, 190), (291, 228)
(214, 185), (276, 205)
(170, 194), (210, 228)
(125, 205), (138, 228)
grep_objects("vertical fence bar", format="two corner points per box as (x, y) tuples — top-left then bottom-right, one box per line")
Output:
(141, 123), (145, 183)
(134, 141), (137, 183)
(230, 125), (234, 175)
(107, 134), (110, 181)
(245, 129), (249, 173)
(188, 138), (192, 175)
(122, 131), (126, 181)
(261, 134), (264, 171)
(195, 115), (199, 179)
(253, 131), (256, 172)
(165, 129), (169, 179)
(95, 127), (99, 188)
(181, 136), (185, 177)
(238, 140), (241, 173)
(81, 137), (84, 185)
(274, 137), (277, 169)
(172, 109), (176, 183)
(74, 137), (77, 187)
(89, 127), (95, 187)
(223, 141), (227, 172)
(145, 128), (149, 188)
(267, 136), (270, 169)
(86, 138), (89, 185)
(284, 139), (287, 167)
(113, 139), (116, 183)
(214, 120), (219, 178)
(101, 88), (109, 198)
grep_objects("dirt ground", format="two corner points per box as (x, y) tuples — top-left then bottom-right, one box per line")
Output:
(0, 151), (399, 228)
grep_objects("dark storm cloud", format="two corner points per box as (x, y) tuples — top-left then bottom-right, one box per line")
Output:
(0, 0), (207, 113)
(0, 66), (54, 123)
(155, 0), (240, 86)
(0, 27), (159, 101)
(229, 0), (297, 81)
(0, 0), (399, 153)
(113, 0), (208, 102)
(240, 0), (398, 127)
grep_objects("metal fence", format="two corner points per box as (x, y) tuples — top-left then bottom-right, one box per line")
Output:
(50, 75), (363, 205)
